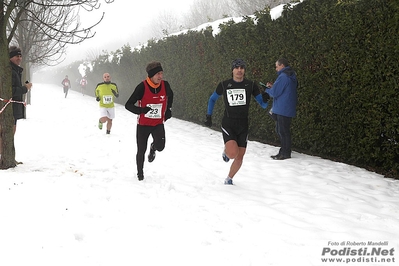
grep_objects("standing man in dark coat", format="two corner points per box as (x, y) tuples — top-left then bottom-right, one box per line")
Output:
(8, 46), (32, 163)
(9, 46), (32, 130)
(265, 58), (298, 160)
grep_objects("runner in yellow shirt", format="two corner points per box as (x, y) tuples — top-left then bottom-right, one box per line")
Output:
(95, 73), (119, 134)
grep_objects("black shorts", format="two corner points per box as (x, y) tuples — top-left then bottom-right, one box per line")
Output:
(221, 117), (248, 148)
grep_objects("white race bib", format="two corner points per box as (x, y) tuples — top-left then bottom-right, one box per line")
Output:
(226, 89), (246, 106)
(102, 95), (113, 104)
(145, 103), (162, 119)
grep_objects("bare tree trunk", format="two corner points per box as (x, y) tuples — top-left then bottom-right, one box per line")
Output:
(0, 24), (17, 169)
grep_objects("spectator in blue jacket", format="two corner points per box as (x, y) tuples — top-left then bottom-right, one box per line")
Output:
(265, 58), (298, 160)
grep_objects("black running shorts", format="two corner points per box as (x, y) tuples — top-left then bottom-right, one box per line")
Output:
(221, 117), (248, 148)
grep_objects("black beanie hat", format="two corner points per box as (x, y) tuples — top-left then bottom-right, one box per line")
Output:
(231, 58), (246, 70)
(9, 48), (22, 58)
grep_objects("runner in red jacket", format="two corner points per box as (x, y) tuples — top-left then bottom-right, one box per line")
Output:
(125, 61), (174, 181)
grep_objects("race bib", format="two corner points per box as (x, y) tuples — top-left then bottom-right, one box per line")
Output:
(102, 95), (113, 104)
(145, 103), (162, 119)
(227, 89), (246, 106)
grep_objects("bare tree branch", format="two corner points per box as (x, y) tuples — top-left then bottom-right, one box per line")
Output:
(8, 1), (112, 66)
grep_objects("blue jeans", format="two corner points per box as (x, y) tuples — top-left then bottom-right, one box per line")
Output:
(275, 114), (292, 157)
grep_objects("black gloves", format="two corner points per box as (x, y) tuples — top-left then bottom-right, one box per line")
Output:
(96, 97), (100, 102)
(112, 90), (119, 97)
(165, 109), (172, 121)
(204, 115), (212, 127)
(141, 106), (152, 114)
(262, 92), (270, 102)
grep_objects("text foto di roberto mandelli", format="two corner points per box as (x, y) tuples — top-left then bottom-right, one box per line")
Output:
(328, 241), (390, 246)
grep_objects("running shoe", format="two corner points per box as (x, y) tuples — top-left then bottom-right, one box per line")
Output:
(224, 177), (233, 185)
(138, 173), (144, 181)
(148, 143), (156, 162)
(222, 151), (229, 162)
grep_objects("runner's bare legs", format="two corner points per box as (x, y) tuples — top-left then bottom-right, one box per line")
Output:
(224, 140), (246, 179)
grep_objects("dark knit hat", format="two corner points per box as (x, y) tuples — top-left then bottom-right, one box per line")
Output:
(146, 61), (163, 78)
(231, 58), (246, 70)
(9, 47), (22, 58)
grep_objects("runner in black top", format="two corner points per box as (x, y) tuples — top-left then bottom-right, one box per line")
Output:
(204, 58), (270, 185)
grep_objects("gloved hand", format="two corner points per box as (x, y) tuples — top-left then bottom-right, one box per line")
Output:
(204, 114), (212, 127)
(141, 106), (152, 114)
(262, 92), (270, 102)
(165, 109), (172, 121)
(96, 97), (100, 102)
(112, 90), (119, 97)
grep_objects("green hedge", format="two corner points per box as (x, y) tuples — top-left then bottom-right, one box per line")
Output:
(84, 0), (398, 179)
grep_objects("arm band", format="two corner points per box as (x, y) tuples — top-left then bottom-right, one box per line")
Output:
(207, 91), (220, 115)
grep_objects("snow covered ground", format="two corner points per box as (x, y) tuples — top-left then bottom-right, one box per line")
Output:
(1, 83), (398, 266)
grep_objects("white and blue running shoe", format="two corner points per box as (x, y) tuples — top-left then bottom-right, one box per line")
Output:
(224, 177), (233, 185)
(222, 151), (230, 162)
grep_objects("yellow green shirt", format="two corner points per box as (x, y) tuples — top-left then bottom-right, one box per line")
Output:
(95, 82), (118, 108)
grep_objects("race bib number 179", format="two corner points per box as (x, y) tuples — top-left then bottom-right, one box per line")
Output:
(227, 89), (246, 106)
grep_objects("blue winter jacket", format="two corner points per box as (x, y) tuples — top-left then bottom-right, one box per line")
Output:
(266, 66), (298, 117)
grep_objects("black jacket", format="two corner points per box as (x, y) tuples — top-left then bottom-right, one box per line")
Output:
(10, 62), (28, 120)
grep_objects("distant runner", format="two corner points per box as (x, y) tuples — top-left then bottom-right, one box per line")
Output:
(80, 76), (88, 95)
(61, 75), (71, 98)
(95, 73), (119, 134)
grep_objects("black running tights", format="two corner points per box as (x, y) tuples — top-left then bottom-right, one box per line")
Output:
(136, 124), (165, 175)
